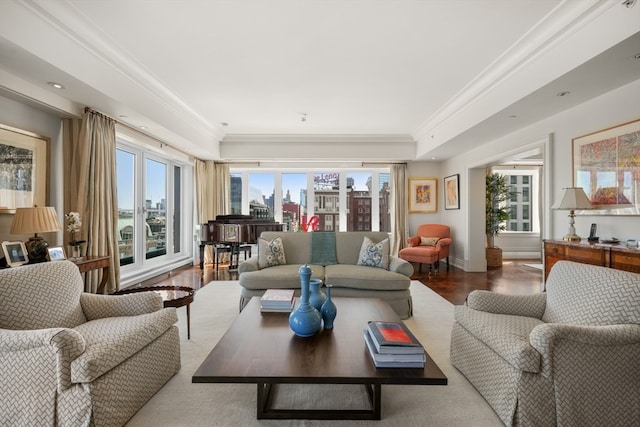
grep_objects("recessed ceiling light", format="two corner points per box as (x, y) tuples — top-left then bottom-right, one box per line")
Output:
(557, 91), (571, 97)
(221, 122), (229, 127)
(508, 115), (517, 118)
(431, 156), (437, 160)
(139, 125), (147, 130)
(47, 82), (64, 89)
(634, 53), (640, 59)
(119, 115), (128, 118)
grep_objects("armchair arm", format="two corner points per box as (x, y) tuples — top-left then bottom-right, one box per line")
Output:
(0, 328), (85, 392)
(435, 237), (452, 250)
(406, 236), (420, 247)
(530, 323), (640, 378)
(466, 290), (547, 317)
(80, 292), (163, 320)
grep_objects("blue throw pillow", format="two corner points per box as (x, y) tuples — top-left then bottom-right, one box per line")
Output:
(357, 236), (390, 269)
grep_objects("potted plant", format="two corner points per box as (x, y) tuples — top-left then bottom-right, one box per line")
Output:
(485, 173), (513, 267)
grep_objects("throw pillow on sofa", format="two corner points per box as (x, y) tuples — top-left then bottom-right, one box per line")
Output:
(258, 237), (286, 269)
(420, 237), (440, 246)
(357, 236), (390, 269)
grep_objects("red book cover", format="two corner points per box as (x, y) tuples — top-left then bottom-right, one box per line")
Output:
(367, 321), (422, 350)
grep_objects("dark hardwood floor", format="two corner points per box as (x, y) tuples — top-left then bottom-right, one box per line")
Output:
(136, 259), (543, 306)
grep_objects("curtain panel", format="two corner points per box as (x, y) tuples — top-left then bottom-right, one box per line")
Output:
(391, 164), (408, 256)
(66, 111), (120, 293)
(195, 160), (230, 264)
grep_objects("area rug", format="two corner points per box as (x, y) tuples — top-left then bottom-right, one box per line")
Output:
(125, 281), (502, 426)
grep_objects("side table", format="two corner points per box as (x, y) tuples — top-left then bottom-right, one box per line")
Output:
(112, 286), (195, 339)
(69, 255), (111, 294)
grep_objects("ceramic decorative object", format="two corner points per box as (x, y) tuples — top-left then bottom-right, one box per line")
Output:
(320, 284), (337, 330)
(308, 278), (326, 311)
(288, 264), (322, 337)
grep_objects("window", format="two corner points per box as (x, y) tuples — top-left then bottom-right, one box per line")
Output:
(229, 168), (390, 232)
(116, 141), (192, 273)
(495, 167), (540, 233)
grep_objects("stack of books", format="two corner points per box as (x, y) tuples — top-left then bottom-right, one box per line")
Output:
(260, 289), (295, 312)
(363, 320), (426, 368)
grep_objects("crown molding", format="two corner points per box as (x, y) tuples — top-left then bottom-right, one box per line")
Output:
(222, 133), (414, 144)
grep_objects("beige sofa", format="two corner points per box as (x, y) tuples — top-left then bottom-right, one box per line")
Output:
(238, 231), (414, 318)
(450, 260), (640, 426)
(0, 260), (181, 427)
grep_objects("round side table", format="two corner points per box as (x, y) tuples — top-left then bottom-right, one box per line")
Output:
(113, 286), (195, 339)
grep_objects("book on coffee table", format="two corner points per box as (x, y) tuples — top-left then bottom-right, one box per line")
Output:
(363, 330), (425, 368)
(367, 321), (424, 354)
(260, 289), (295, 312)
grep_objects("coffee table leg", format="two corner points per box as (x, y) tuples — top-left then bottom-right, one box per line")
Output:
(186, 303), (191, 340)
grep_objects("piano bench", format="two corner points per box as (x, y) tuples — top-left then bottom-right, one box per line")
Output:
(214, 244), (252, 270)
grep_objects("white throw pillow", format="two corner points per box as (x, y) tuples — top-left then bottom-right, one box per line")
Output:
(258, 237), (286, 269)
(357, 236), (390, 269)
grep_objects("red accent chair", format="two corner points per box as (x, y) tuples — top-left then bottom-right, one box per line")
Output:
(399, 224), (452, 273)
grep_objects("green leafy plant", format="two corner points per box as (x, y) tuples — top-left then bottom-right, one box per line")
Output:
(485, 173), (513, 249)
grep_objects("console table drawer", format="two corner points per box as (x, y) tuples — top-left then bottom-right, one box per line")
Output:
(610, 251), (640, 273)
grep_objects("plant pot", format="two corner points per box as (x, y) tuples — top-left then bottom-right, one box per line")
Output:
(486, 247), (503, 268)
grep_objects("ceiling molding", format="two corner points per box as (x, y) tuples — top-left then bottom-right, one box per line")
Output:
(412, 0), (612, 145)
(222, 134), (414, 144)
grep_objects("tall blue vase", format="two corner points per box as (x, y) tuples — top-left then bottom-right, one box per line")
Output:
(289, 264), (322, 337)
(309, 278), (326, 311)
(321, 284), (337, 329)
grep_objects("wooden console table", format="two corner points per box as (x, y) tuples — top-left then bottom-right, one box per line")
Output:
(543, 240), (640, 280)
(70, 255), (111, 294)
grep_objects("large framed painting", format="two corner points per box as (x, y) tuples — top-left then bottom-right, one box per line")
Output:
(409, 177), (437, 213)
(0, 124), (49, 214)
(572, 118), (640, 215)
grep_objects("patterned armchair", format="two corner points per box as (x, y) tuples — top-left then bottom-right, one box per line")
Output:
(0, 261), (181, 427)
(450, 261), (640, 426)
(399, 224), (452, 273)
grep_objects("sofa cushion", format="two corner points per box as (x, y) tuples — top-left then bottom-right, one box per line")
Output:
(357, 236), (390, 269)
(420, 237), (440, 246)
(324, 264), (409, 291)
(71, 308), (178, 382)
(240, 264), (325, 290)
(258, 237), (286, 269)
(454, 306), (543, 373)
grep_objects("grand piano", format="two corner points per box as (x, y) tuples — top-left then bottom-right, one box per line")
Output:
(199, 215), (283, 270)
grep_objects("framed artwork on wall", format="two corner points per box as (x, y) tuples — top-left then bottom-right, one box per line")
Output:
(444, 174), (460, 210)
(572, 118), (640, 215)
(409, 177), (437, 213)
(0, 124), (49, 214)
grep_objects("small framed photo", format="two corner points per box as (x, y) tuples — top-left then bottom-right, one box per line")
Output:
(47, 246), (66, 261)
(409, 177), (438, 213)
(444, 174), (460, 210)
(1, 241), (29, 267)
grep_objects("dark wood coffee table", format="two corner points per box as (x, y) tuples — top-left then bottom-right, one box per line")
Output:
(192, 297), (446, 420)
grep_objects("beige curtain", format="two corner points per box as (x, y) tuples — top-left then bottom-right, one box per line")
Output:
(391, 163), (408, 256)
(71, 110), (120, 293)
(195, 160), (230, 264)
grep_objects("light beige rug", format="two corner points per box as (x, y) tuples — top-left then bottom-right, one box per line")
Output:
(125, 281), (502, 426)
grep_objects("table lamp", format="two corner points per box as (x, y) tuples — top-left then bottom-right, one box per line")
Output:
(551, 187), (592, 242)
(10, 206), (62, 263)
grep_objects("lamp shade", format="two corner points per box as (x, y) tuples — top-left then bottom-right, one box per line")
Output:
(551, 187), (592, 210)
(10, 206), (62, 234)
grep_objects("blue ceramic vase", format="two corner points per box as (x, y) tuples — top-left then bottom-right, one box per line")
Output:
(289, 264), (322, 337)
(321, 284), (337, 329)
(309, 278), (326, 311)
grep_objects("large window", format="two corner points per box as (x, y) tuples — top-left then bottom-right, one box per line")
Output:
(494, 167), (540, 233)
(116, 141), (191, 271)
(230, 168), (390, 232)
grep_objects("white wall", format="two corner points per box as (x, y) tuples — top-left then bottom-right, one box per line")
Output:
(0, 95), (65, 246)
(436, 79), (640, 271)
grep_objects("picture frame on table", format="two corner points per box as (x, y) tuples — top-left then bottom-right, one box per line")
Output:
(47, 246), (66, 261)
(572, 118), (640, 216)
(1, 241), (29, 267)
(0, 124), (49, 214)
(409, 177), (437, 213)
(444, 174), (460, 210)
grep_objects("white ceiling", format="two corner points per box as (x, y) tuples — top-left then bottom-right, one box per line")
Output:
(1, 0), (639, 162)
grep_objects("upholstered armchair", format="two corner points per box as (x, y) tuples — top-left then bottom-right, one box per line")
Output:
(399, 224), (452, 273)
(450, 261), (640, 426)
(0, 261), (181, 427)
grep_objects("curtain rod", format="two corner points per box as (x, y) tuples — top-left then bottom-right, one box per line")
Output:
(84, 107), (194, 160)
